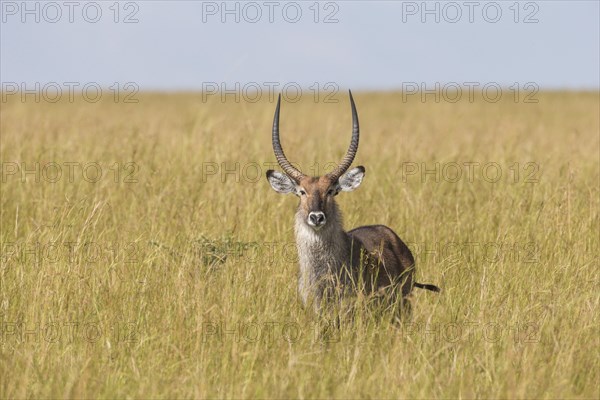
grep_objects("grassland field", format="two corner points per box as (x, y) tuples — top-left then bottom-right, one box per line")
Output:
(0, 90), (598, 398)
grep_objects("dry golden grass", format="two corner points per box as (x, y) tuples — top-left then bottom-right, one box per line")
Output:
(1, 91), (598, 398)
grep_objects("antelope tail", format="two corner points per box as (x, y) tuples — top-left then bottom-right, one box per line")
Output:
(414, 282), (441, 293)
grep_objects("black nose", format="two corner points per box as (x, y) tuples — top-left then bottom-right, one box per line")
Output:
(309, 212), (326, 226)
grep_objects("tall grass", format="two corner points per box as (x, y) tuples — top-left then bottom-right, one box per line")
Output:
(1, 91), (598, 398)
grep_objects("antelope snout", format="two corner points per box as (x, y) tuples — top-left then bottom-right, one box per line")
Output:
(308, 212), (326, 228)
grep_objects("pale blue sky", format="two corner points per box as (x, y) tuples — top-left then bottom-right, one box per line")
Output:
(1, 1), (599, 90)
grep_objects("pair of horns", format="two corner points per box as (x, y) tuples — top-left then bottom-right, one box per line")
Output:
(272, 90), (359, 182)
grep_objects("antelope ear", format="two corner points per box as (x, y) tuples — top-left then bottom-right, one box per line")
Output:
(266, 170), (296, 194)
(338, 166), (365, 192)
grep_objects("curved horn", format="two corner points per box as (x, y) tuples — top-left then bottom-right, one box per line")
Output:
(327, 90), (359, 181)
(272, 94), (304, 182)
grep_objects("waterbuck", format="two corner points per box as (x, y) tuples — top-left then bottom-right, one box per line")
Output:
(266, 91), (440, 312)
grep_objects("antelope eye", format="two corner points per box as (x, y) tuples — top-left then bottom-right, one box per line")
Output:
(327, 189), (334, 196)
(299, 189), (306, 196)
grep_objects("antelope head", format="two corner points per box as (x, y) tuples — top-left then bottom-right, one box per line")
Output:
(266, 91), (365, 231)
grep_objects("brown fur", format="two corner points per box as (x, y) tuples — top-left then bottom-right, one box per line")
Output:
(280, 172), (437, 311)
